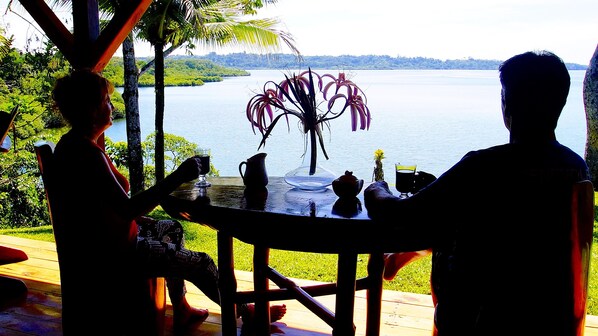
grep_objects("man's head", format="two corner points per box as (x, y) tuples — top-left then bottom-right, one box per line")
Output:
(499, 50), (570, 137)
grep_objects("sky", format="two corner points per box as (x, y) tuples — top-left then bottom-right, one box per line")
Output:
(0, 0), (596, 65)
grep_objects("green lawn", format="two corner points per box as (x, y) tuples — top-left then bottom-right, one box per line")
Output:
(2, 207), (597, 316)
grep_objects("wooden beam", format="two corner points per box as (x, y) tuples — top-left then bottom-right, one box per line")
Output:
(17, 0), (151, 71)
(72, 0), (100, 69)
(90, 0), (152, 71)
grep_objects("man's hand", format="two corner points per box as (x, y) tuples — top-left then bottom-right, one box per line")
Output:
(414, 171), (437, 193)
(364, 180), (396, 219)
(365, 180), (392, 196)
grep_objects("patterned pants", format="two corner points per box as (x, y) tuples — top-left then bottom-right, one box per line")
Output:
(136, 218), (221, 307)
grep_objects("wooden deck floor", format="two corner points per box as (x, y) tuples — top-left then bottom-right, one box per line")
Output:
(0, 235), (597, 336)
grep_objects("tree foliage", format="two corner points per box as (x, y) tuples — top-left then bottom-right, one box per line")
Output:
(106, 133), (219, 190)
(197, 52), (588, 70)
(103, 57), (248, 87)
(0, 39), (70, 228)
(0, 29), (225, 228)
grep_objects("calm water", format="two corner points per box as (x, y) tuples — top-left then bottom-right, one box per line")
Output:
(107, 69), (587, 181)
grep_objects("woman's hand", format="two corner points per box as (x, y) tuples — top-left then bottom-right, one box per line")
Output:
(129, 157), (202, 218)
(173, 157), (202, 183)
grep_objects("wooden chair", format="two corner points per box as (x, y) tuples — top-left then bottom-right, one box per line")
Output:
(382, 180), (594, 336)
(0, 105), (19, 152)
(569, 180), (594, 336)
(34, 141), (166, 335)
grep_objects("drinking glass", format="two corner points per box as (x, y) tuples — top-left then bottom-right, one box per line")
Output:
(195, 148), (211, 187)
(395, 163), (417, 199)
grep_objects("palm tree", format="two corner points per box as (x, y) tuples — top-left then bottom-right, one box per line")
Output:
(0, 27), (12, 59)
(120, 33), (145, 195)
(135, 0), (300, 181)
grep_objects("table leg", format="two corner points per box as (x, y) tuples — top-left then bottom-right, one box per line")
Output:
(366, 253), (385, 336)
(334, 252), (358, 336)
(253, 245), (271, 335)
(217, 231), (238, 336)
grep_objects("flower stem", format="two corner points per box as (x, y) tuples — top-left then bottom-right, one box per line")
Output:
(308, 128), (317, 175)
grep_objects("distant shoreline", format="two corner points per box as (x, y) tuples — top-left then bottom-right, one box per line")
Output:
(155, 52), (589, 71)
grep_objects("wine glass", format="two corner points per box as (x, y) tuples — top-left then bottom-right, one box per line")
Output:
(395, 163), (417, 199)
(195, 148), (211, 187)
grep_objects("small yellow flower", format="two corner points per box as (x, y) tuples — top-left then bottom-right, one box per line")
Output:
(373, 149), (385, 181)
(374, 149), (385, 162)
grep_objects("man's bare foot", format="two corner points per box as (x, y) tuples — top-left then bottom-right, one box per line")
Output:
(383, 250), (432, 280)
(270, 304), (287, 322)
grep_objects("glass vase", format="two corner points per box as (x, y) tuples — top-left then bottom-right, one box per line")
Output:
(284, 138), (336, 191)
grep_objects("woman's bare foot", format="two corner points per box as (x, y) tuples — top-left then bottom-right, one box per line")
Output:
(173, 300), (209, 333)
(241, 303), (287, 322)
(240, 303), (287, 334)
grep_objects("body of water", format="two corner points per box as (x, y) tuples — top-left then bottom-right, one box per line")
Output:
(107, 69), (587, 182)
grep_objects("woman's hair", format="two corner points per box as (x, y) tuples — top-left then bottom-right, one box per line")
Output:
(52, 69), (115, 127)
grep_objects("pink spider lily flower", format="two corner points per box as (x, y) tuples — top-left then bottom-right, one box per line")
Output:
(245, 68), (372, 175)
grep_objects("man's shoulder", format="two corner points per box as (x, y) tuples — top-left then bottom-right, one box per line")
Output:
(458, 143), (512, 162)
(462, 141), (583, 161)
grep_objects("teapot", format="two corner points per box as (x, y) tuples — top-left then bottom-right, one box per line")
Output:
(239, 153), (268, 189)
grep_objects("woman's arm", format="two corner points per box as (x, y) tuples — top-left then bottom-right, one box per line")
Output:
(125, 157), (202, 218)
